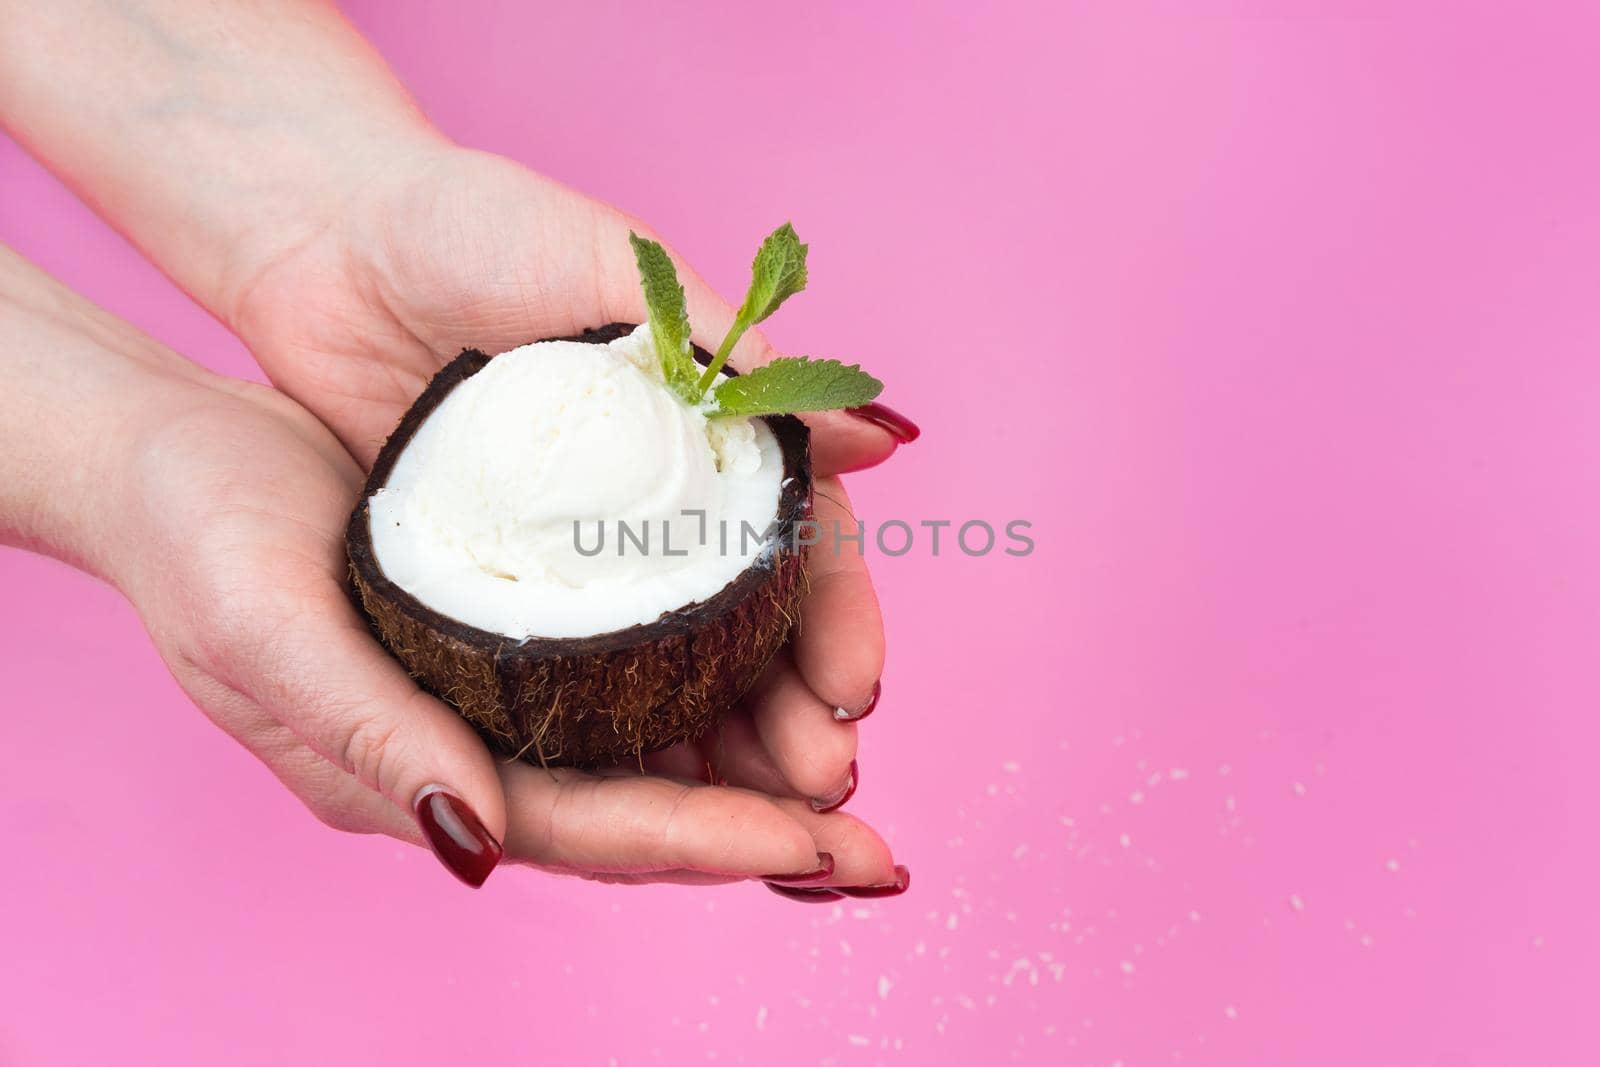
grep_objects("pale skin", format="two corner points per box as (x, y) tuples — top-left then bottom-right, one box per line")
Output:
(0, 1), (910, 892)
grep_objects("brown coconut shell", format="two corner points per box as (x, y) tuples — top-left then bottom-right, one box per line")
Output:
(346, 324), (812, 767)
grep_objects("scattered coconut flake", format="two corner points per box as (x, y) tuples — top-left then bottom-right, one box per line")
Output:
(1120, 960), (1135, 974)
(755, 1006), (767, 1031)
(1385, 858), (1400, 873)
(1002, 760), (1021, 773)
(1170, 767), (1190, 780)
(1119, 833), (1132, 848)
(1129, 791), (1145, 805)
(1292, 781), (1307, 797)
(1012, 843), (1030, 860)
(847, 1035), (870, 1047)
(878, 976), (892, 1000)
(1224, 1005), (1239, 1020)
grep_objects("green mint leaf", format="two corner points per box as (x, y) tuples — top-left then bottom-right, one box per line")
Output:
(698, 222), (809, 390)
(709, 357), (883, 418)
(740, 221), (810, 326)
(628, 232), (702, 402)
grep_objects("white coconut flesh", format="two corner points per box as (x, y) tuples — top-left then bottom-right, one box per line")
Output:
(368, 325), (784, 640)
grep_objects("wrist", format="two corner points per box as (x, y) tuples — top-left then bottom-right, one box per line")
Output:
(210, 126), (452, 331)
(0, 0), (453, 328)
(0, 246), (222, 584)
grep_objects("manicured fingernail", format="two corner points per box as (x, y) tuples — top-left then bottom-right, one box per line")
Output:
(838, 865), (911, 899)
(810, 760), (858, 813)
(762, 852), (836, 885)
(767, 883), (846, 904)
(834, 680), (882, 723)
(414, 786), (502, 888)
(848, 401), (920, 444)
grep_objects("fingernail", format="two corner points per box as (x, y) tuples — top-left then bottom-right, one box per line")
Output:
(834, 681), (882, 723)
(810, 760), (858, 813)
(767, 883), (846, 904)
(414, 786), (503, 888)
(838, 865), (911, 899)
(848, 401), (920, 444)
(762, 852), (836, 885)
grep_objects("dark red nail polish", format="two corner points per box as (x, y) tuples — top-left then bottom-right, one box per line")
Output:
(838, 865), (911, 899)
(847, 401), (920, 444)
(762, 852), (836, 885)
(811, 760), (858, 813)
(414, 788), (502, 888)
(834, 681), (882, 723)
(767, 883), (846, 903)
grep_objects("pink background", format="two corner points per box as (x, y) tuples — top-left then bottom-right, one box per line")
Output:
(3, 2), (1598, 1063)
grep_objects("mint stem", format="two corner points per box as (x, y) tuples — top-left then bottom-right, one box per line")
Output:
(697, 317), (748, 393)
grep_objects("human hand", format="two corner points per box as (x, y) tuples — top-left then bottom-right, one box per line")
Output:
(0, 1), (915, 897)
(221, 146), (915, 899)
(0, 246), (904, 893)
(123, 375), (904, 893)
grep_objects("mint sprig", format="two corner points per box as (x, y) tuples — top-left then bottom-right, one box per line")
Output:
(697, 223), (809, 391)
(628, 232), (702, 403)
(710, 357), (882, 418)
(626, 223), (882, 419)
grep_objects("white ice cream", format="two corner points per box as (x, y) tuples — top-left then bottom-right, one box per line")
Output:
(368, 325), (783, 639)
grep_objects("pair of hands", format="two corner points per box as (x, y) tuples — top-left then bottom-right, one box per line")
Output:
(103, 145), (910, 893)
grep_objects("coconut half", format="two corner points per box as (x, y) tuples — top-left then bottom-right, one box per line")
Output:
(346, 323), (812, 767)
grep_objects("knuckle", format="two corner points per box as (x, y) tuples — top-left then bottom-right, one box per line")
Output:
(336, 709), (407, 800)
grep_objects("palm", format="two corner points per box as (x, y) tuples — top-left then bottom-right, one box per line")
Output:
(130, 382), (425, 838)
(234, 151), (638, 466)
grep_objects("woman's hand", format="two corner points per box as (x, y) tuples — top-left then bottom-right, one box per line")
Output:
(231, 144), (910, 816)
(2, 245), (906, 893)
(0, 1), (916, 897)
(122, 374), (903, 893)
(226, 149), (913, 898)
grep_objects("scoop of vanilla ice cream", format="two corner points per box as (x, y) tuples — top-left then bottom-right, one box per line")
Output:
(368, 326), (782, 639)
(405, 338), (720, 587)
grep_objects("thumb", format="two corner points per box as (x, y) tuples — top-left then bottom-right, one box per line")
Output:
(243, 594), (509, 887)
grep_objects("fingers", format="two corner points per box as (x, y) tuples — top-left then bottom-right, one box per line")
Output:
(746, 653), (859, 806)
(769, 799), (899, 887)
(497, 761), (824, 880)
(235, 583), (509, 886)
(794, 477), (885, 716)
(805, 409), (907, 477)
(248, 720), (421, 842)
